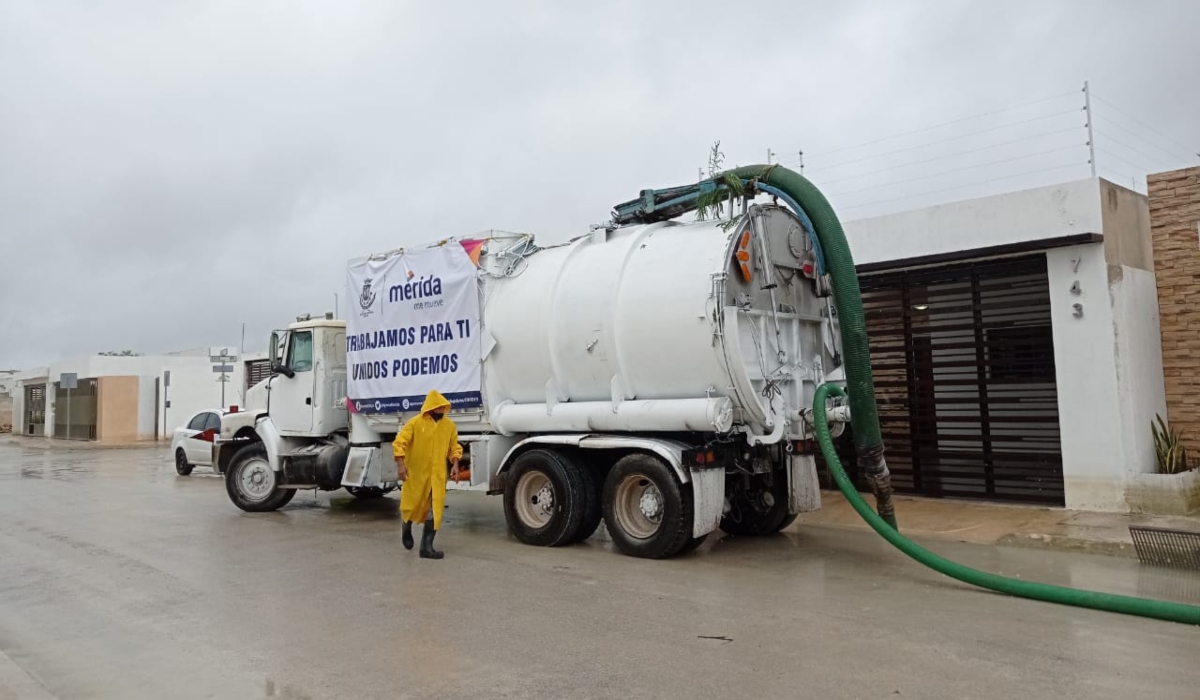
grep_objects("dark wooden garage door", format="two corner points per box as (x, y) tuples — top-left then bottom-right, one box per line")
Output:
(857, 254), (1064, 505)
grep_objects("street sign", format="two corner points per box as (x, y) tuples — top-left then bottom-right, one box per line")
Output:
(212, 365), (234, 373)
(59, 373), (77, 390)
(163, 370), (171, 387)
(209, 346), (237, 363)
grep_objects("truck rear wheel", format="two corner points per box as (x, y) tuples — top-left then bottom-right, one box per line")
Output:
(721, 471), (792, 536)
(503, 449), (587, 547)
(568, 461), (603, 544)
(602, 454), (693, 559)
(226, 443), (296, 512)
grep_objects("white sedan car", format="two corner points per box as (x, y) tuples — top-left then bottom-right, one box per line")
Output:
(171, 409), (224, 476)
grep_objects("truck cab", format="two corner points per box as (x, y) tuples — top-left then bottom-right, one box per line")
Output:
(214, 315), (377, 511)
(264, 315), (349, 438)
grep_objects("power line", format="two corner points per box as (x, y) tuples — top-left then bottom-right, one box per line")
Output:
(786, 109), (1082, 172)
(826, 143), (1085, 198)
(837, 161), (1086, 212)
(1091, 93), (1198, 157)
(1093, 130), (1182, 171)
(812, 126), (1083, 186)
(1094, 146), (1154, 174)
(1091, 112), (1188, 164)
(804, 90), (1078, 158)
(1096, 165), (1142, 190)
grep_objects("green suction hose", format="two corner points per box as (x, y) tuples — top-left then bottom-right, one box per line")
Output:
(727, 164), (897, 527)
(616, 164), (1199, 623)
(726, 164), (1199, 625)
(813, 384), (1200, 625)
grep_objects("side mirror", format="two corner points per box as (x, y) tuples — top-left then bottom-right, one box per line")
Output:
(272, 364), (295, 379)
(269, 331), (282, 365)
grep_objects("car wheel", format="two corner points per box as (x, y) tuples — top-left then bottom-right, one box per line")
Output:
(175, 449), (194, 476)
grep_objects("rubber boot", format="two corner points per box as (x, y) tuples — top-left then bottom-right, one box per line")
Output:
(401, 521), (414, 550)
(419, 519), (444, 560)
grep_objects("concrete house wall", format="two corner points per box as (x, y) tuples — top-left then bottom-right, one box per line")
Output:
(845, 177), (1166, 511)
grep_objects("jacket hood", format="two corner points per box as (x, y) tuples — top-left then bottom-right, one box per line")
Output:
(420, 390), (452, 415)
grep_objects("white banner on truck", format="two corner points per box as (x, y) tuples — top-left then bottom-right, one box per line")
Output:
(345, 244), (482, 415)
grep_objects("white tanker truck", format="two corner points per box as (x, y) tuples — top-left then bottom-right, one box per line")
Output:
(214, 182), (854, 559)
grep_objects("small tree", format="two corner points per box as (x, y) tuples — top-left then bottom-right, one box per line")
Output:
(98, 350), (142, 356)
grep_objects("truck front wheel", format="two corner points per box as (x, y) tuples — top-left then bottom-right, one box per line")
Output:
(602, 454), (694, 559)
(503, 449), (588, 547)
(226, 443), (296, 512)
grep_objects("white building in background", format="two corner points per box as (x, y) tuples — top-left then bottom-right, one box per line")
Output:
(10, 347), (244, 444)
(842, 176), (1164, 513)
(0, 369), (16, 433)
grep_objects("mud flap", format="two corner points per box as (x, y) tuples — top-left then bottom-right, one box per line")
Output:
(342, 446), (383, 487)
(787, 454), (821, 513)
(690, 467), (725, 538)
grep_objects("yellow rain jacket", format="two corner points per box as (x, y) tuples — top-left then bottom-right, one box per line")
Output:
(392, 390), (463, 529)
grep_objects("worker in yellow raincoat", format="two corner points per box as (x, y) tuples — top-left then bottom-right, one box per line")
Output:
(392, 390), (463, 560)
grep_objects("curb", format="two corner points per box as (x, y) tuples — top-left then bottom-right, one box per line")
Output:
(2, 437), (163, 451)
(996, 532), (1137, 559)
(797, 522), (1141, 559)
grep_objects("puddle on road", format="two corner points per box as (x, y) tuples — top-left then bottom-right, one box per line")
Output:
(264, 678), (316, 699)
(1136, 566), (1200, 601)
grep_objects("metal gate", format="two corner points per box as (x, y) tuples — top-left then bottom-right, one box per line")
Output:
(25, 385), (46, 436)
(53, 378), (97, 441)
(856, 255), (1063, 505)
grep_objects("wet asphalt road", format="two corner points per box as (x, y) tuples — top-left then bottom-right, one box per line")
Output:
(1, 439), (1197, 700)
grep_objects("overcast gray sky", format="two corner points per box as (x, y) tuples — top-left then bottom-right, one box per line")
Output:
(2, 0), (1198, 370)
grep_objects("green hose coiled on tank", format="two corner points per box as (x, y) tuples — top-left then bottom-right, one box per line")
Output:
(813, 384), (1200, 626)
(720, 163), (1200, 625)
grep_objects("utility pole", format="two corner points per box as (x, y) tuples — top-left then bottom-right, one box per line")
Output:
(334, 293), (339, 320)
(798, 150), (805, 174)
(766, 148), (775, 165)
(1083, 80), (1097, 178)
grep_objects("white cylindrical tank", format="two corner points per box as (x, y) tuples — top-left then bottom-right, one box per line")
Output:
(481, 205), (836, 438)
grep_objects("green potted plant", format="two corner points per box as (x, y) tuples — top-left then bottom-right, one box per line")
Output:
(1128, 414), (1200, 515)
(1152, 414), (1189, 474)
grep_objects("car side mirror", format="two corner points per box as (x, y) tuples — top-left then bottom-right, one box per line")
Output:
(272, 363), (295, 379)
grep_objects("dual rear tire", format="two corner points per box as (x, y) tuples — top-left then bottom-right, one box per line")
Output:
(502, 449), (699, 559)
(502, 449), (601, 547)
